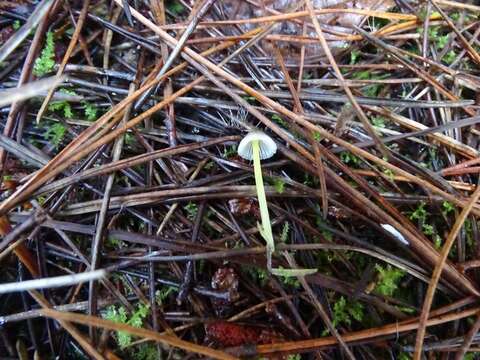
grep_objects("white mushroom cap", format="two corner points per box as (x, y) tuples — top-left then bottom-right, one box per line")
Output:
(238, 131), (277, 161)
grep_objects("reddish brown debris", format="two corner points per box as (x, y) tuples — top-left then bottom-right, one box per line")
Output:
(211, 267), (240, 316)
(228, 198), (260, 218)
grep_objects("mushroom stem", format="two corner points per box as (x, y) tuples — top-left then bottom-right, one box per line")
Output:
(252, 139), (274, 270)
(249, 136), (316, 277)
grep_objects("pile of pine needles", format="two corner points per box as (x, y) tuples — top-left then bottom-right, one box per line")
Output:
(0, 0), (480, 359)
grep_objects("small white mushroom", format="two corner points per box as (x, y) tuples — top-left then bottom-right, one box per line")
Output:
(237, 130), (317, 277)
(238, 130), (277, 271)
(237, 131), (277, 161)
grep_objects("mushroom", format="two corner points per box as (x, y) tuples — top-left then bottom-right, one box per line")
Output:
(238, 131), (277, 271)
(238, 131), (317, 277)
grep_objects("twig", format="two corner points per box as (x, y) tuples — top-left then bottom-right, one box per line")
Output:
(0, 270), (106, 294)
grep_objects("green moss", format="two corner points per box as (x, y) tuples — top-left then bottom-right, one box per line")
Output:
(280, 222), (290, 243)
(246, 266), (269, 286)
(374, 264), (405, 296)
(48, 89), (77, 119)
(350, 50), (360, 65)
(371, 116), (386, 128)
(409, 202), (427, 222)
(167, 0), (185, 15)
(44, 122), (66, 149)
(133, 344), (159, 360)
(340, 152), (360, 166)
(353, 70), (370, 80)
(48, 100), (73, 118)
(464, 352), (480, 360)
(155, 286), (177, 306)
(184, 202), (198, 220)
(106, 236), (125, 249)
(84, 102), (98, 121)
(442, 201), (455, 214)
(436, 34), (449, 49)
(103, 303), (150, 349)
(398, 352), (412, 360)
(287, 355), (302, 360)
(125, 133), (135, 146)
(103, 305), (129, 347)
(272, 178), (285, 194)
(363, 83), (382, 97)
(272, 114), (287, 127)
(33, 31), (56, 76)
(450, 12), (460, 22)
(422, 224), (434, 236)
(322, 296), (364, 335)
(443, 50), (457, 64)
